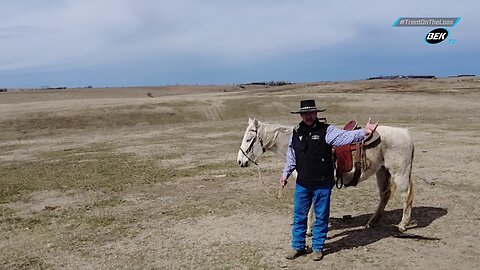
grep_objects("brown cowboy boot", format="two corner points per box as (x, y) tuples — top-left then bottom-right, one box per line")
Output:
(312, 251), (324, 261)
(285, 249), (307, 260)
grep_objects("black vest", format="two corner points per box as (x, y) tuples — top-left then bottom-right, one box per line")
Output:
(292, 119), (334, 188)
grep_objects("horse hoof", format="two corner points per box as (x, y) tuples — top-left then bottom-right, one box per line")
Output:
(397, 220), (417, 232)
(366, 222), (379, 229)
(407, 220), (418, 229)
(397, 225), (407, 232)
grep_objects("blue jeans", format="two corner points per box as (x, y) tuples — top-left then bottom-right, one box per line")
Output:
(291, 183), (332, 252)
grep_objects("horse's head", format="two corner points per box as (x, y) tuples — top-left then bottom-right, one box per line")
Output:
(237, 118), (266, 167)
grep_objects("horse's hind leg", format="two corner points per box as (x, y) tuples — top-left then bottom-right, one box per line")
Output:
(367, 166), (391, 228)
(394, 172), (414, 232)
(306, 202), (315, 236)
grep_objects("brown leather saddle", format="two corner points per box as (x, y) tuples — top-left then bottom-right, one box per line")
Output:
(334, 120), (381, 188)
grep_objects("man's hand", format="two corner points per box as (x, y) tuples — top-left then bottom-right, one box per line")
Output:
(279, 175), (288, 187)
(364, 118), (379, 136)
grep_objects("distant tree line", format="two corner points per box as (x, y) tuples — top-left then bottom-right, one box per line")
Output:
(242, 81), (292, 86)
(367, 75), (436, 80)
(40, 86), (67, 90)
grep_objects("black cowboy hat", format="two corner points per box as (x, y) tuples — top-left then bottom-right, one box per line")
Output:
(290, 99), (326, 114)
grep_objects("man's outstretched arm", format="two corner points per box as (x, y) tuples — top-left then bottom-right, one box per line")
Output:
(326, 118), (378, 146)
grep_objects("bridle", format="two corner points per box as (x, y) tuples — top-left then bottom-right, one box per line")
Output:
(239, 129), (266, 166)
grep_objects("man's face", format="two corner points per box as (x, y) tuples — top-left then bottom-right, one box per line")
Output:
(300, 111), (317, 126)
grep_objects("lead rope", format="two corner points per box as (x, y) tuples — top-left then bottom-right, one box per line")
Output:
(240, 150), (283, 198)
(240, 145), (274, 197)
(277, 184), (284, 199)
(255, 163), (285, 198)
(240, 133), (284, 198)
(252, 163), (274, 197)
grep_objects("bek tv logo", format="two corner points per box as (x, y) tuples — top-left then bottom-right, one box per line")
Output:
(425, 28), (448, 44)
(393, 17), (460, 45)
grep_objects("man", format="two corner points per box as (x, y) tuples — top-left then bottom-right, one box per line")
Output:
(280, 99), (378, 261)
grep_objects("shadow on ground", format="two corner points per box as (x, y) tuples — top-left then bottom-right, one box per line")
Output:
(324, 206), (447, 255)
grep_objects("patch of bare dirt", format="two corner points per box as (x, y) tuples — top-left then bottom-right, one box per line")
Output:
(1, 78), (479, 269)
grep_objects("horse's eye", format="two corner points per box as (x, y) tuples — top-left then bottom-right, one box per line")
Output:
(246, 138), (252, 142)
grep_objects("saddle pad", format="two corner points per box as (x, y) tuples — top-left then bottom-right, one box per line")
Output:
(364, 130), (381, 147)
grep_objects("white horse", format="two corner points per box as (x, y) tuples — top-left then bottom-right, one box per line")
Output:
(237, 118), (415, 233)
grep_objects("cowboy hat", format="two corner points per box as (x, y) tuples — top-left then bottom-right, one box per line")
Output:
(290, 99), (326, 114)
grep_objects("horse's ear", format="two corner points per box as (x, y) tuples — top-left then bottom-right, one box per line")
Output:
(248, 117), (252, 124)
(253, 118), (258, 127)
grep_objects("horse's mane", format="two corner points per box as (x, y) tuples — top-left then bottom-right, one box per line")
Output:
(256, 121), (293, 150)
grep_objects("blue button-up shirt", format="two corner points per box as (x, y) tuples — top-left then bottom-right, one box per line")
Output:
(282, 124), (366, 178)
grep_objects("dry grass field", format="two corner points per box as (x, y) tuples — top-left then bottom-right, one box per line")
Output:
(0, 78), (479, 269)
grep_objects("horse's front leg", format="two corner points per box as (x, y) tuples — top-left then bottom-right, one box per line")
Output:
(367, 166), (391, 228)
(306, 202), (315, 236)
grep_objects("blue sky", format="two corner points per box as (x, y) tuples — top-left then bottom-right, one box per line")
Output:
(0, 0), (478, 88)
